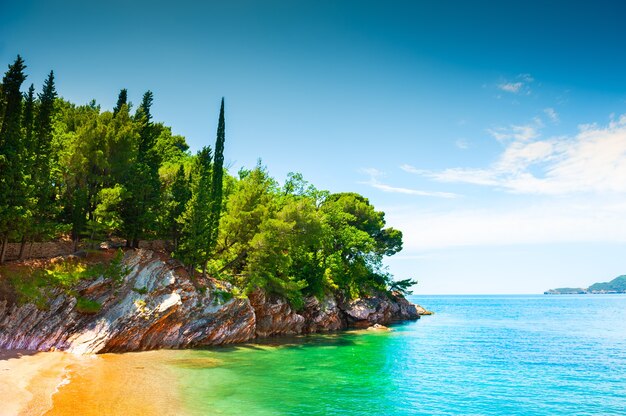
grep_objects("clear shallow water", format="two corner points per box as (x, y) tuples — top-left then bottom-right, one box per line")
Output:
(171, 295), (626, 415)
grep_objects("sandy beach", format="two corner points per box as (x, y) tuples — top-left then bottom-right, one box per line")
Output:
(0, 350), (186, 416)
(0, 350), (78, 416)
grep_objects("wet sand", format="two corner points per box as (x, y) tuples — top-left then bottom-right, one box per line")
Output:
(0, 350), (78, 416)
(1, 350), (187, 416)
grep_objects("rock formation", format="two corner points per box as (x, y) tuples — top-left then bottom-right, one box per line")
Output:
(0, 249), (430, 354)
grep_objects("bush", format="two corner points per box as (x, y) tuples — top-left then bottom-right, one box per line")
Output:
(132, 286), (149, 294)
(75, 296), (102, 314)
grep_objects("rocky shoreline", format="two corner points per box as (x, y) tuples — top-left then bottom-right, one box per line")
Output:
(0, 249), (431, 354)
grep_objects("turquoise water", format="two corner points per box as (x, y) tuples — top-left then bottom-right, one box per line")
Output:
(174, 295), (626, 415)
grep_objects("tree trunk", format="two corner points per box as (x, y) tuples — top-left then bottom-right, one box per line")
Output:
(0, 235), (8, 264)
(19, 236), (27, 260)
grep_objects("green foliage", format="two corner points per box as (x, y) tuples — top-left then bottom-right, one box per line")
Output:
(212, 288), (233, 305)
(588, 275), (626, 293)
(120, 90), (161, 248)
(159, 163), (191, 248)
(0, 55), (28, 262)
(154, 124), (189, 165)
(112, 88), (127, 117)
(175, 147), (213, 274)
(0, 56), (411, 306)
(31, 71), (58, 239)
(75, 296), (102, 314)
(215, 169), (406, 305)
(6, 249), (128, 309)
(389, 278), (418, 295)
(9, 271), (48, 308)
(100, 248), (130, 283)
(209, 98), (226, 254)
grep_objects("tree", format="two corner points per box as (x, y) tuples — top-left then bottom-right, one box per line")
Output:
(121, 90), (160, 248)
(214, 164), (275, 276)
(209, 98), (226, 255)
(389, 278), (418, 295)
(162, 163), (191, 249)
(18, 84), (36, 258)
(31, 70), (57, 240)
(113, 88), (127, 117)
(22, 84), (35, 154)
(176, 147), (213, 276)
(0, 55), (27, 263)
(319, 192), (403, 297)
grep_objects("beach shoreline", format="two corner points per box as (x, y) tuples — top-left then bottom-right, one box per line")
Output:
(0, 350), (78, 416)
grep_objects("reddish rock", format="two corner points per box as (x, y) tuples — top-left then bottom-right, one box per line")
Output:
(249, 290), (305, 337)
(0, 250), (430, 353)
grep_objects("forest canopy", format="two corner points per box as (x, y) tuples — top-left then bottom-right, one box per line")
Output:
(0, 55), (414, 307)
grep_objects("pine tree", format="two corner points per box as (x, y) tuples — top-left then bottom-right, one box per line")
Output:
(18, 84), (36, 259)
(121, 90), (160, 248)
(0, 55), (27, 263)
(168, 164), (191, 249)
(113, 88), (127, 116)
(209, 98), (226, 254)
(32, 70), (57, 240)
(176, 147), (212, 276)
(22, 84), (35, 154)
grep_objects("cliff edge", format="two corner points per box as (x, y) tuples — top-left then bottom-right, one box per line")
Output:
(0, 249), (430, 353)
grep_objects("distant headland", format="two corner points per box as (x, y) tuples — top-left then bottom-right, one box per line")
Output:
(545, 275), (626, 294)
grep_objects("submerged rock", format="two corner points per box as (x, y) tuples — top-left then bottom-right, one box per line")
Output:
(367, 323), (391, 331)
(0, 249), (430, 353)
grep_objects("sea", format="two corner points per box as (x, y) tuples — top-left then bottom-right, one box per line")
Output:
(42, 295), (626, 415)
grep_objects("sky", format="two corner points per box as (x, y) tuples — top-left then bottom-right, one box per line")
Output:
(2, 0), (626, 294)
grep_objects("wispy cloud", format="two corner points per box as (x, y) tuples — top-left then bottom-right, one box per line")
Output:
(407, 114), (626, 195)
(455, 138), (469, 149)
(497, 73), (534, 95)
(360, 168), (458, 198)
(498, 82), (523, 93)
(487, 122), (541, 142)
(389, 200), (626, 251)
(544, 107), (559, 123)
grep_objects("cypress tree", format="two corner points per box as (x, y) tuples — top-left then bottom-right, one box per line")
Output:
(209, 98), (226, 253)
(113, 88), (127, 116)
(0, 55), (27, 263)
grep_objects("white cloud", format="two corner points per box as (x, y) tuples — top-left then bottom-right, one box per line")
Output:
(360, 168), (458, 198)
(487, 123), (541, 142)
(400, 164), (424, 175)
(518, 73), (534, 83)
(455, 138), (469, 149)
(497, 74), (534, 95)
(412, 114), (626, 195)
(388, 200), (626, 251)
(544, 107), (559, 123)
(498, 82), (523, 93)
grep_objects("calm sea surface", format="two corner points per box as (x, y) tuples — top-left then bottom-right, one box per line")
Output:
(169, 295), (626, 415)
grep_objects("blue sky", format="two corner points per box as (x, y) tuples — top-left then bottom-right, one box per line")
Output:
(2, 0), (626, 293)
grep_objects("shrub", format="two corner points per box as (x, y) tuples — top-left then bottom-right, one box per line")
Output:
(75, 296), (102, 314)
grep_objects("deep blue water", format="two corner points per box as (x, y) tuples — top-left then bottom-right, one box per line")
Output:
(175, 295), (626, 415)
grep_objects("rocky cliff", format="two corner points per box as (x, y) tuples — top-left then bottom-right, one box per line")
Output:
(0, 249), (430, 354)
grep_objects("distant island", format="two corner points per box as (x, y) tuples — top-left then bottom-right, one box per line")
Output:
(545, 275), (626, 294)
